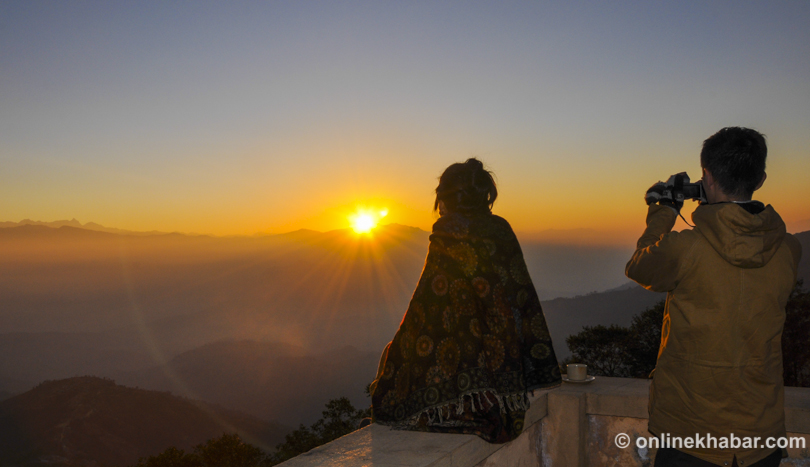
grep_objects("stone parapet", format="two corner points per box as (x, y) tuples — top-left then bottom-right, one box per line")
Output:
(277, 377), (810, 467)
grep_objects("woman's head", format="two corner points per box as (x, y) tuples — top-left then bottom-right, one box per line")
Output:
(434, 158), (497, 215)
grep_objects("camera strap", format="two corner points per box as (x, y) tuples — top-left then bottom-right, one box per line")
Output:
(678, 212), (695, 228)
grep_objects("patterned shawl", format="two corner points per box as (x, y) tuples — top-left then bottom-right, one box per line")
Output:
(371, 212), (561, 443)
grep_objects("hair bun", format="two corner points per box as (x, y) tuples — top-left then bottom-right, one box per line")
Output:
(464, 158), (484, 171)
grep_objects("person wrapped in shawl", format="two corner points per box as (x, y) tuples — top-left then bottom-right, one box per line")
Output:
(370, 158), (561, 443)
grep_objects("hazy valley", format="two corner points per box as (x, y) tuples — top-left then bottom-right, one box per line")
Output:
(1, 220), (807, 465)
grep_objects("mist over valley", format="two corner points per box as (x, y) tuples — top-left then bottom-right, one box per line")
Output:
(1, 221), (807, 457)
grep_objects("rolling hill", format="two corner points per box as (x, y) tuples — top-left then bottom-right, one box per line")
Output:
(0, 376), (290, 466)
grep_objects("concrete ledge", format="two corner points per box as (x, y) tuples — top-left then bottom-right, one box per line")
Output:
(550, 376), (650, 419)
(278, 378), (810, 467)
(278, 424), (501, 467)
(278, 391), (548, 467)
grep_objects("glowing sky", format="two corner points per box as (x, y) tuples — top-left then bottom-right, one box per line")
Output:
(2, 1), (809, 241)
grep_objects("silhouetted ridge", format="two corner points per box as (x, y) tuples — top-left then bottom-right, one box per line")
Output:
(0, 376), (289, 466)
(0, 224), (118, 240)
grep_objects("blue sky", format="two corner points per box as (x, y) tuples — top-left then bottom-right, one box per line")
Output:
(2, 1), (809, 239)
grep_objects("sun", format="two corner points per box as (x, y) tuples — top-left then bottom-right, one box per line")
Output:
(349, 208), (388, 234)
(351, 214), (376, 233)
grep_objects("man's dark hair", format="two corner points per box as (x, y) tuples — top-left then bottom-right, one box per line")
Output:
(700, 127), (767, 199)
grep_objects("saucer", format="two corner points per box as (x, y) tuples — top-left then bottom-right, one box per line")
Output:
(562, 375), (596, 384)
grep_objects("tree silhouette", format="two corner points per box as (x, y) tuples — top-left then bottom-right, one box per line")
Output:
(624, 300), (665, 378)
(268, 396), (370, 465)
(566, 324), (633, 377)
(134, 446), (200, 467)
(783, 281), (810, 387)
(195, 433), (267, 467)
(134, 434), (262, 467)
(132, 397), (370, 467)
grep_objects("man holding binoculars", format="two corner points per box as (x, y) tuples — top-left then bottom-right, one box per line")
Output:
(626, 127), (802, 467)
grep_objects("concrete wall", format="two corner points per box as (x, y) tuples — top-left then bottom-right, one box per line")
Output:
(278, 377), (810, 467)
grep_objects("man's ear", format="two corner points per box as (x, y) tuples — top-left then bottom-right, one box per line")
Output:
(702, 169), (715, 188)
(754, 172), (767, 191)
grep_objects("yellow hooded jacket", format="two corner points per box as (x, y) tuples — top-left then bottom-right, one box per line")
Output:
(626, 203), (802, 466)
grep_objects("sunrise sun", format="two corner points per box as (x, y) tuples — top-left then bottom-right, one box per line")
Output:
(349, 208), (388, 234)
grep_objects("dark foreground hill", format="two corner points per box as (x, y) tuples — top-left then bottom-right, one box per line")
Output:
(0, 376), (290, 467)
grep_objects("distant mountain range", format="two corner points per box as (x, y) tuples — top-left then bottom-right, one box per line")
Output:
(0, 218), (168, 236)
(0, 376), (290, 466)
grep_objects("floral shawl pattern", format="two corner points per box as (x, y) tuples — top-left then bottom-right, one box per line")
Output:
(371, 212), (561, 443)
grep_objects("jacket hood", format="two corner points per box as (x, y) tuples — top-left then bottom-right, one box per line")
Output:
(692, 202), (786, 268)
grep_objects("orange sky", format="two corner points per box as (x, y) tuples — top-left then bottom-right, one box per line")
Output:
(2, 3), (809, 243)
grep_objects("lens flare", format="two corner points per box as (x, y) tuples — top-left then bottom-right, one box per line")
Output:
(349, 207), (388, 234)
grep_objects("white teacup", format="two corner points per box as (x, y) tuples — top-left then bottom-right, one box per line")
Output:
(567, 363), (588, 381)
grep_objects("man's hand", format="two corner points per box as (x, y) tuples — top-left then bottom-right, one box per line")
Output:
(645, 182), (667, 206)
(645, 173), (687, 213)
